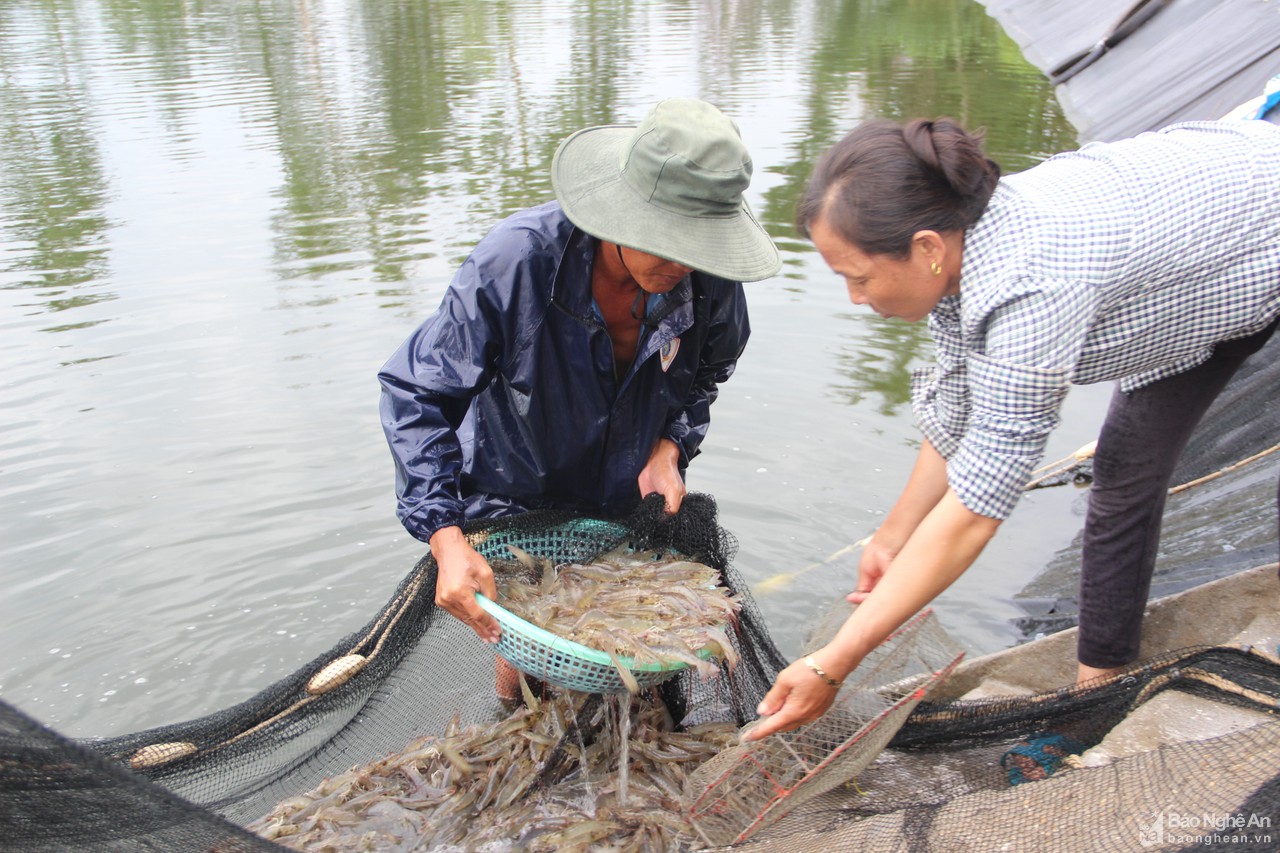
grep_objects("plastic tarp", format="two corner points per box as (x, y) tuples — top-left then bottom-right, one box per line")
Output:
(977, 0), (1280, 141)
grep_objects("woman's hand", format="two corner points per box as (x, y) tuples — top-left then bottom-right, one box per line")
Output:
(638, 437), (686, 514)
(848, 441), (949, 603)
(740, 651), (845, 741)
(429, 525), (501, 643)
(848, 536), (897, 604)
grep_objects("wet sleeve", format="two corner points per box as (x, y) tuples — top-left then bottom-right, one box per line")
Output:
(664, 284), (750, 467)
(377, 255), (508, 542)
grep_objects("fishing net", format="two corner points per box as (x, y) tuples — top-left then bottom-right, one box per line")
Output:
(704, 643), (1280, 853)
(0, 494), (788, 852)
(2, 491), (1279, 852)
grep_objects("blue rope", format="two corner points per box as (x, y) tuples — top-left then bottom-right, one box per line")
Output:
(1000, 732), (1086, 785)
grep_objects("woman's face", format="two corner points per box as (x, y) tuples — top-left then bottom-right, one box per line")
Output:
(808, 217), (956, 322)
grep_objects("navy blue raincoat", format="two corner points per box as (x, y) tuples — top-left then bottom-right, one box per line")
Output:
(378, 202), (750, 543)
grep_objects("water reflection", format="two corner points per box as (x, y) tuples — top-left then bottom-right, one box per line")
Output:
(831, 315), (933, 415)
(2, 0), (1075, 317)
(0, 0), (1085, 735)
(0, 4), (114, 307)
(760, 0), (1077, 244)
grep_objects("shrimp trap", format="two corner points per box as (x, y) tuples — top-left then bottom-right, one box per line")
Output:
(685, 608), (965, 847)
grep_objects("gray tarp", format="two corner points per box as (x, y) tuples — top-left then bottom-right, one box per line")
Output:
(979, 0), (1280, 142)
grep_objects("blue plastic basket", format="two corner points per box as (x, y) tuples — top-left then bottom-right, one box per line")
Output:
(475, 593), (709, 693)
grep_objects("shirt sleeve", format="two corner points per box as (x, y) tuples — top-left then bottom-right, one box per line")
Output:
(946, 352), (1070, 518)
(915, 283), (1101, 519)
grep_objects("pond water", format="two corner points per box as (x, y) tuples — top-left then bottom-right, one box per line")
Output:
(0, 0), (1110, 738)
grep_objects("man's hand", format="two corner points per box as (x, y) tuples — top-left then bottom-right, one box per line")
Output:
(429, 525), (500, 642)
(740, 653), (843, 741)
(637, 437), (686, 514)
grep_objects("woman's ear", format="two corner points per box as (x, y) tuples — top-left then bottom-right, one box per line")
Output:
(912, 230), (947, 274)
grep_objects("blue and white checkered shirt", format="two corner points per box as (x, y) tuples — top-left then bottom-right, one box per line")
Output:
(913, 120), (1280, 520)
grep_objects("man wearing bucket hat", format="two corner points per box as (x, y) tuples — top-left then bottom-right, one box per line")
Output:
(378, 98), (779, 653)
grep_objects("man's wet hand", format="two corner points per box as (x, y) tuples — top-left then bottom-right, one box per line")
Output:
(429, 526), (500, 643)
(638, 438), (685, 514)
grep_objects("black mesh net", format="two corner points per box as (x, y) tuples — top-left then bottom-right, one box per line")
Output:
(1, 494), (790, 851)
(891, 645), (1280, 753)
(0, 700), (280, 852)
(708, 646), (1280, 853)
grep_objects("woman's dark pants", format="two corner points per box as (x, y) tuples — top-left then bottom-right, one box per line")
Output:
(1077, 321), (1279, 669)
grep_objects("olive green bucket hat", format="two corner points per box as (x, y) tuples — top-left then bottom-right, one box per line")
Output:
(551, 98), (781, 282)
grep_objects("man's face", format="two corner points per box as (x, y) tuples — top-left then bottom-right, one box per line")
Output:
(618, 246), (693, 294)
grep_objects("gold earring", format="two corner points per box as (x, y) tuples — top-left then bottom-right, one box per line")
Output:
(930, 260), (942, 276)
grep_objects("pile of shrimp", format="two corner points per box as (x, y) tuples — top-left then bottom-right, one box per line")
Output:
(494, 545), (742, 687)
(248, 688), (740, 852)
